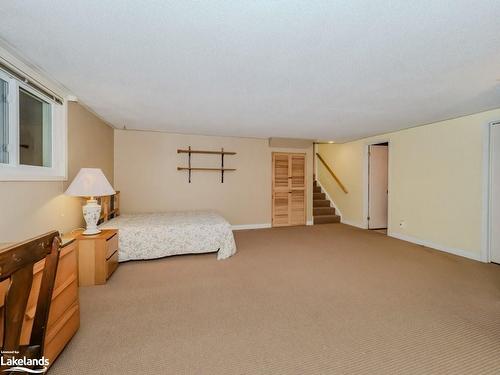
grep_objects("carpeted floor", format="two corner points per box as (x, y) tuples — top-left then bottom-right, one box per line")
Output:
(49, 224), (500, 374)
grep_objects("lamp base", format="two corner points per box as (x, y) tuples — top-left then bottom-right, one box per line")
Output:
(82, 228), (102, 236)
(82, 199), (102, 236)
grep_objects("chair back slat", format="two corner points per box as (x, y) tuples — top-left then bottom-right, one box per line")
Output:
(2, 266), (33, 351)
(0, 231), (60, 362)
(30, 235), (60, 349)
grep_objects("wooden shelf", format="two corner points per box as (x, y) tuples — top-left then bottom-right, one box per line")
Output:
(177, 167), (236, 171)
(177, 146), (236, 183)
(177, 149), (236, 155)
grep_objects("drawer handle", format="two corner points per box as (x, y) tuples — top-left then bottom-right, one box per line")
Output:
(106, 250), (118, 261)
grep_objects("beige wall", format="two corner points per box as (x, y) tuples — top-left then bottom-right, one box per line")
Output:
(66, 102), (114, 186)
(114, 130), (313, 226)
(0, 102), (114, 242)
(318, 108), (500, 260)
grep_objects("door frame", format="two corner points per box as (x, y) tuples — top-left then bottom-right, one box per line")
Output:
(363, 139), (392, 231)
(271, 152), (307, 227)
(482, 120), (500, 263)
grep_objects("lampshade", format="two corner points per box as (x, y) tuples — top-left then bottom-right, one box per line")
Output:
(65, 168), (115, 197)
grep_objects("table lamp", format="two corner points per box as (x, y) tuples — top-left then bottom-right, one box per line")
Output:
(65, 168), (116, 235)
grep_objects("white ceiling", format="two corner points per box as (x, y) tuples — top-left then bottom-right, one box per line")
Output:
(1, 1), (499, 142)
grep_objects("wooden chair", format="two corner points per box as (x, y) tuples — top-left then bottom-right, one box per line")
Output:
(0, 231), (61, 373)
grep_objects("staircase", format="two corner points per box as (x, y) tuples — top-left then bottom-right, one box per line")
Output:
(313, 180), (341, 224)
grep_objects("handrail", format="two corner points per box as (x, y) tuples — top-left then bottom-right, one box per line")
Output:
(315, 153), (348, 194)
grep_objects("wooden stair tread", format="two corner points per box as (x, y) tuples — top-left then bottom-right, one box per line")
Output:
(313, 193), (326, 199)
(313, 215), (341, 224)
(313, 207), (336, 215)
(313, 199), (330, 207)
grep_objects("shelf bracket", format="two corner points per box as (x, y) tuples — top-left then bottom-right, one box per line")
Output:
(221, 147), (224, 183)
(188, 146), (191, 183)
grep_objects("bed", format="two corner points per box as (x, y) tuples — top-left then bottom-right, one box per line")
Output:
(99, 210), (237, 262)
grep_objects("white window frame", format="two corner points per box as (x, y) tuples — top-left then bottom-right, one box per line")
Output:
(0, 68), (67, 181)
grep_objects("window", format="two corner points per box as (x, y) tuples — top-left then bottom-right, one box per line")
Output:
(0, 68), (66, 181)
(0, 77), (8, 164)
(19, 88), (52, 167)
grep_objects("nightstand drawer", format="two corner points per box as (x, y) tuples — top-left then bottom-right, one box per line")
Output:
(106, 233), (119, 259)
(106, 250), (119, 279)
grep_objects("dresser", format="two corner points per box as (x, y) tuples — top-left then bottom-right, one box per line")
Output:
(0, 237), (80, 366)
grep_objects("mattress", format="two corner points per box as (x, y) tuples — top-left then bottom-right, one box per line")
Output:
(99, 211), (237, 262)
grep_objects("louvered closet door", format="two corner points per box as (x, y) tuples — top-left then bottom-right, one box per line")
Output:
(272, 153), (306, 227)
(272, 153), (290, 226)
(290, 154), (306, 225)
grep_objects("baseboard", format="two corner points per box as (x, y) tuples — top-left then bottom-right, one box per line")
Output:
(340, 219), (366, 229)
(233, 221), (314, 230)
(390, 232), (484, 262)
(232, 223), (272, 231)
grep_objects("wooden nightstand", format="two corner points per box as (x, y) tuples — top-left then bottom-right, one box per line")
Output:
(77, 229), (119, 286)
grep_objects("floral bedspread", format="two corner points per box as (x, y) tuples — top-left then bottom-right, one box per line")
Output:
(99, 211), (237, 262)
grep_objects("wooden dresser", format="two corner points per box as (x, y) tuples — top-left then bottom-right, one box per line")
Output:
(0, 237), (80, 366)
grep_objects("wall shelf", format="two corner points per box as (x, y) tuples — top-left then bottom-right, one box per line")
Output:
(177, 146), (236, 183)
(177, 149), (236, 155)
(177, 167), (236, 171)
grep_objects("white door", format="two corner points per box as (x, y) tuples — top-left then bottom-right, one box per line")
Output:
(490, 124), (500, 263)
(368, 144), (388, 229)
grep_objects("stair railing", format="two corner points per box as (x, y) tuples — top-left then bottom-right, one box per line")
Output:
(315, 153), (348, 194)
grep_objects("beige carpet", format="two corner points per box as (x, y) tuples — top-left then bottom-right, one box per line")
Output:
(49, 224), (500, 374)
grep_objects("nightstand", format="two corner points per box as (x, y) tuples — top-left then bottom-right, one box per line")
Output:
(76, 229), (119, 286)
